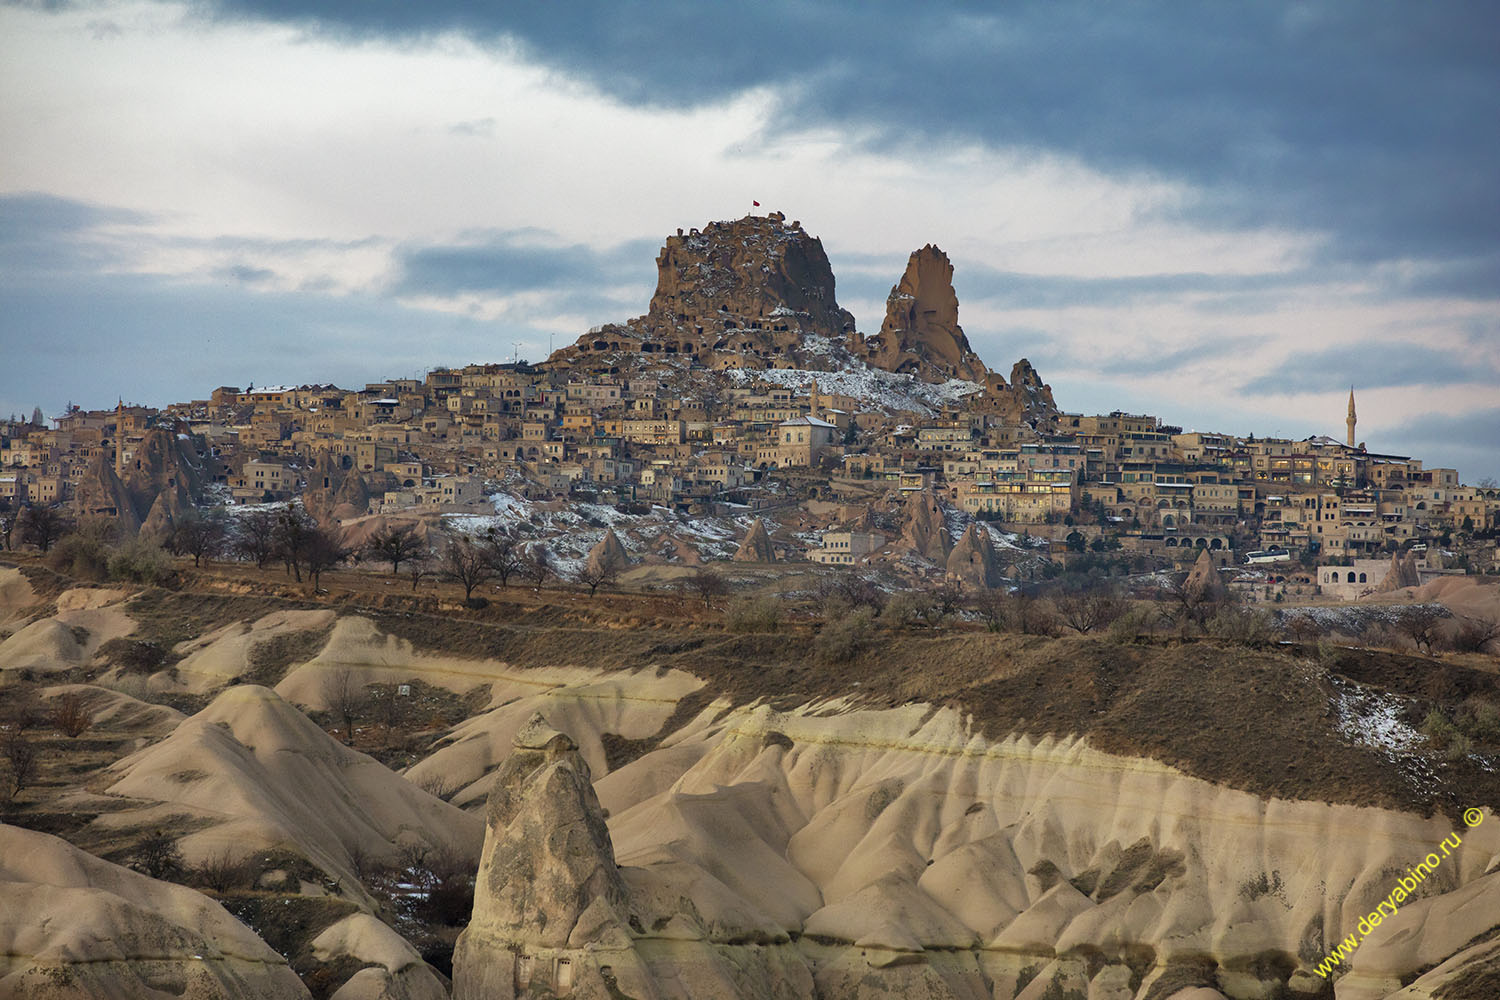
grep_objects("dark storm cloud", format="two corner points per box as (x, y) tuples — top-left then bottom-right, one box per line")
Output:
(0, 192), (149, 273)
(186, 1), (1500, 287)
(1380, 407), (1500, 453)
(958, 266), (1312, 312)
(1375, 407), (1500, 482)
(393, 232), (657, 298)
(1239, 343), (1498, 395)
(0, 264), (553, 416)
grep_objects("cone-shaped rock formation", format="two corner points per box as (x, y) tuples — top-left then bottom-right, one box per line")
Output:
(946, 523), (1001, 589)
(585, 528), (631, 577)
(1184, 547), (1229, 605)
(733, 518), (776, 562)
(898, 490), (953, 563)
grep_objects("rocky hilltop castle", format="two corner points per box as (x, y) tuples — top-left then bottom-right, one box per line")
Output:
(550, 210), (1053, 424)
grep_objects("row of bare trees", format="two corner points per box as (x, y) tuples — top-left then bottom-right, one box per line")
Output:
(439, 528), (554, 602)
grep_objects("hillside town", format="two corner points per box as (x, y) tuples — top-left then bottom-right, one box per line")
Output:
(2, 214), (1497, 596)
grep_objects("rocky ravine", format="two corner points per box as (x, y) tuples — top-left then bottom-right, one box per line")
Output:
(2, 575), (1497, 1000)
(449, 698), (1499, 1000)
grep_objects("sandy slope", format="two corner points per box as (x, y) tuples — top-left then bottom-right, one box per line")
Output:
(461, 697), (1500, 999)
(98, 685), (482, 894)
(0, 823), (309, 1000)
(404, 665), (706, 807)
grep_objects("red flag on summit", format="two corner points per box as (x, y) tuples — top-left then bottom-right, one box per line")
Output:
(752, 200), (760, 206)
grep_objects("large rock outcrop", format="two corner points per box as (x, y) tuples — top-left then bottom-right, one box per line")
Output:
(73, 451), (142, 529)
(946, 523), (1001, 589)
(1374, 550), (1422, 593)
(971, 359), (1059, 427)
(555, 213), (856, 371)
(1184, 547), (1229, 605)
(123, 425), (205, 505)
(101, 685), (481, 894)
(452, 716), (646, 1000)
(0, 823), (310, 1000)
(733, 518), (776, 562)
(849, 245), (987, 382)
(896, 490), (953, 564)
(585, 529), (631, 578)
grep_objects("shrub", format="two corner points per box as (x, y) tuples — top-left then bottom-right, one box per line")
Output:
(884, 591), (937, 629)
(51, 692), (93, 738)
(415, 772), (459, 801)
(814, 607), (875, 664)
(107, 538), (176, 586)
(725, 595), (782, 633)
(1456, 698), (1500, 744)
(1205, 607), (1276, 647)
(127, 830), (185, 880)
(1019, 596), (1061, 637)
(194, 847), (248, 893)
(47, 532), (109, 581)
(1420, 709), (1473, 760)
(1106, 606), (1153, 645)
(97, 637), (168, 676)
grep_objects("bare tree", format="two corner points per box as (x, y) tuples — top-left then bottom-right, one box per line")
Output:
(0, 506), (15, 551)
(272, 502), (318, 582)
(168, 510), (228, 567)
(194, 847), (247, 893)
(366, 523), (422, 575)
(481, 528), (522, 587)
(19, 503), (68, 553)
(234, 508), (278, 568)
(816, 571), (885, 614)
(932, 578), (966, 620)
(441, 535), (494, 602)
(303, 524), (351, 592)
(1454, 616), (1500, 654)
(1395, 605), (1449, 655)
(687, 568), (727, 609)
(2, 730), (39, 798)
(575, 560), (618, 598)
(1054, 591), (1127, 634)
(51, 692), (93, 738)
(128, 830), (185, 880)
(970, 587), (1015, 632)
(346, 842), (391, 885)
(522, 543), (553, 591)
(323, 667), (368, 745)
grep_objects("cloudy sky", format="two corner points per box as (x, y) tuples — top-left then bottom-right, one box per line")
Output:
(2, 1), (1497, 481)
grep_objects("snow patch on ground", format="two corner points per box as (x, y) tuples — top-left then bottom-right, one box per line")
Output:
(441, 492), (766, 572)
(1279, 603), (1446, 635)
(724, 361), (981, 416)
(1329, 675), (1437, 788)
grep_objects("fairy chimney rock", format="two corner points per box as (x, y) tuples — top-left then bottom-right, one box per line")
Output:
(733, 518), (776, 563)
(947, 523), (1001, 589)
(1184, 548), (1229, 604)
(899, 490), (953, 563)
(850, 245), (988, 383)
(453, 716), (649, 999)
(585, 529), (631, 577)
